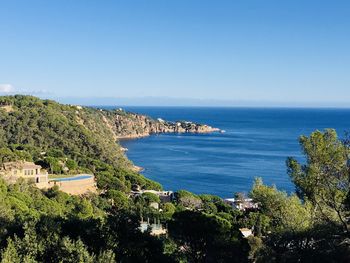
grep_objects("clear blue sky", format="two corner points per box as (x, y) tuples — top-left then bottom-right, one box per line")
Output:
(0, 0), (349, 106)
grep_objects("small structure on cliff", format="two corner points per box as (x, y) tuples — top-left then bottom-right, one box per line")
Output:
(224, 197), (258, 211)
(139, 218), (167, 236)
(239, 228), (253, 238)
(130, 188), (174, 203)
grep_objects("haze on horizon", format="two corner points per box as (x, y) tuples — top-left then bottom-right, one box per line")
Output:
(0, 0), (350, 107)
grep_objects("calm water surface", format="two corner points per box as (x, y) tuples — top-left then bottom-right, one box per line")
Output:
(117, 107), (350, 198)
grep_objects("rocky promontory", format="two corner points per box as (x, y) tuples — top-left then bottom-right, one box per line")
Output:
(101, 109), (220, 139)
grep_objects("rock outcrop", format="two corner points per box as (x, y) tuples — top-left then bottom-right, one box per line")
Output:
(102, 109), (220, 139)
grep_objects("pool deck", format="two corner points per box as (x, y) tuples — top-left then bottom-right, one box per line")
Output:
(43, 174), (97, 195)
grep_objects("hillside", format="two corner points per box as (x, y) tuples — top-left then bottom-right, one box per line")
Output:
(0, 95), (250, 262)
(0, 96), (124, 165)
(0, 95), (219, 191)
(0, 95), (161, 191)
(1, 95), (348, 262)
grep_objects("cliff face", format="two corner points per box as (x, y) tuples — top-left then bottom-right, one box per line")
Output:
(101, 109), (220, 139)
(0, 95), (218, 181)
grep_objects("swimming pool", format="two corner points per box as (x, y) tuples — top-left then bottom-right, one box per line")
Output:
(51, 175), (93, 182)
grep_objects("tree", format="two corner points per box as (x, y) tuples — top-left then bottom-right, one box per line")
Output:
(1, 239), (21, 263)
(287, 129), (350, 233)
(247, 235), (264, 262)
(105, 211), (172, 262)
(250, 178), (312, 233)
(45, 157), (62, 174)
(96, 250), (116, 263)
(0, 148), (16, 165)
(251, 130), (350, 262)
(168, 210), (249, 262)
(142, 192), (160, 205)
(73, 199), (94, 220)
(176, 190), (202, 210)
(161, 203), (176, 220)
(107, 190), (129, 210)
(234, 192), (245, 202)
(56, 237), (94, 263)
(66, 159), (78, 171)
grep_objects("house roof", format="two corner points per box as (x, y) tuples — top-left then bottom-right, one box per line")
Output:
(3, 161), (41, 171)
(225, 198), (254, 203)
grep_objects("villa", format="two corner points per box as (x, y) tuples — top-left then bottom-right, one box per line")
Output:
(0, 161), (48, 186)
(0, 161), (96, 195)
(224, 198), (259, 211)
(130, 188), (174, 203)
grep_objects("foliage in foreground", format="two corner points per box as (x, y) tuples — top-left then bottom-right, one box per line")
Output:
(1, 96), (350, 262)
(246, 129), (350, 262)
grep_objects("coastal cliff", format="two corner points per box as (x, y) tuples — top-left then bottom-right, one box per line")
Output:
(101, 109), (220, 139)
(0, 95), (219, 174)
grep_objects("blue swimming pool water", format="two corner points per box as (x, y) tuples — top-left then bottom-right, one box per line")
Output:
(51, 175), (93, 182)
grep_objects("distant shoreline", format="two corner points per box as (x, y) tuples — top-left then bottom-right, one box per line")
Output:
(116, 126), (221, 140)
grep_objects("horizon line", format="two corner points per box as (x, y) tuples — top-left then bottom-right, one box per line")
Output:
(1, 93), (350, 108)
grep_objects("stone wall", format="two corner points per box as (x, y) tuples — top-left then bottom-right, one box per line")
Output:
(47, 177), (97, 195)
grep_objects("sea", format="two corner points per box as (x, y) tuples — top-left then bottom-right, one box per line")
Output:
(115, 107), (350, 198)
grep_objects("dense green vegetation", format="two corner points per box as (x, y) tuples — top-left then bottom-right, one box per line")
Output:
(245, 129), (350, 262)
(0, 95), (160, 191)
(0, 96), (349, 262)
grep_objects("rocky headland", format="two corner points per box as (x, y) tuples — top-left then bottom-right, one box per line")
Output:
(101, 109), (220, 139)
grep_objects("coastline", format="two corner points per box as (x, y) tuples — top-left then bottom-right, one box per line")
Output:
(116, 127), (221, 140)
(131, 165), (144, 173)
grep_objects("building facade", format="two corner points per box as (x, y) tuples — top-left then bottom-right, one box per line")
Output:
(224, 198), (259, 211)
(0, 161), (48, 185)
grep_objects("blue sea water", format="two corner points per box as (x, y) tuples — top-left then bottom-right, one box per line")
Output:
(118, 107), (350, 198)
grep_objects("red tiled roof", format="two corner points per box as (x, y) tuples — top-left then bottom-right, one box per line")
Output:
(3, 161), (41, 170)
